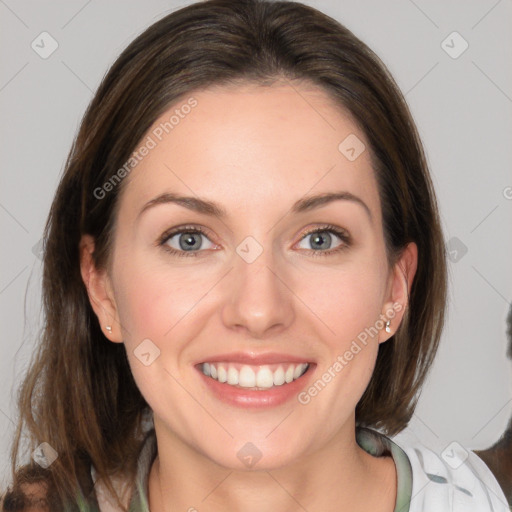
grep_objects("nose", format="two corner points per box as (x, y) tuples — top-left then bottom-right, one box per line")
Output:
(220, 247), (295, 339)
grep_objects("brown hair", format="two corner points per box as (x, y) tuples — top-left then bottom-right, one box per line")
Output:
(3, 0), (447, 509)
(0, 463), (58, 511)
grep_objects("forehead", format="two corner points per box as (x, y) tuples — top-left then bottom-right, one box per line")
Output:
(118, 82), (380, 222)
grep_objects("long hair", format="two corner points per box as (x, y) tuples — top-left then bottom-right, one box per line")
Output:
(3, 0), (447, 509)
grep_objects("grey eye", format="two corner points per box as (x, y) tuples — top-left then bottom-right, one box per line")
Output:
(165, 231), (215, 252)
(297, 230), (344, 251)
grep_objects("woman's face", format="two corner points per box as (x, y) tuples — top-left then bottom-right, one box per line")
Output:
(83, 81), (416, 470)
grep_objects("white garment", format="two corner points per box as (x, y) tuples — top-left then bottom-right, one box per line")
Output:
(391, 434), (509, 511)
(90, 426), (510, 511)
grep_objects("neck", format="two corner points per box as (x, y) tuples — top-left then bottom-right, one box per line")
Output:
(147, 421), (396, 512)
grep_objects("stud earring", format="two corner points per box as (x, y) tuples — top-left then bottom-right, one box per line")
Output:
(385, 320), (391, 333)
(105, 325), (112, 333)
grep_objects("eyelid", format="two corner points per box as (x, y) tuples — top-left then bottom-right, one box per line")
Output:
(292, 224), (351, 254)
(158, 223), (351, 257)
(158, 224), (218, 254)
(157, 224), (215, 245)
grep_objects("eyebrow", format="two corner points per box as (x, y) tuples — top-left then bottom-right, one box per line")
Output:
(137, 191), (372, 222)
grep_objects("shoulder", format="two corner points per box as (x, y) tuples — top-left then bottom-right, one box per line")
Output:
(391, 434), (510, 512)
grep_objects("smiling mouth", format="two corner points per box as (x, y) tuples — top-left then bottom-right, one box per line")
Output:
(200, 362), (310, 390)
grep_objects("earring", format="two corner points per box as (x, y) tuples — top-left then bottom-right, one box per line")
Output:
(105, 325), (112, 333)
(385, 320), (391, 333)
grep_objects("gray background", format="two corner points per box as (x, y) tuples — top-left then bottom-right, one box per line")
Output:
(1, 0), (511, 486)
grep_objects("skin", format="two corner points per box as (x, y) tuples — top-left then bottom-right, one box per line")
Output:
(0, 482), (50, 512)
(81, 81), (417, 512)
(18, 483), (49, 512)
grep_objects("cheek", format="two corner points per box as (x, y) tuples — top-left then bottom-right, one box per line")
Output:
(300, 262), (387, 342)
(299, 268), (384, 423)
(112, 252), (219, 343)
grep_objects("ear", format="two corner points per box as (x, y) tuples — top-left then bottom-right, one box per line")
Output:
(379, 242), (418, 343)
(79, 234), (123, 343)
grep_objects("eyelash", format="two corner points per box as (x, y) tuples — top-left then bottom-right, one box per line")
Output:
(158, 224), (351, 258)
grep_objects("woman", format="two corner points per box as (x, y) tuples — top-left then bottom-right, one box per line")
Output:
(2, 0), (508, 510)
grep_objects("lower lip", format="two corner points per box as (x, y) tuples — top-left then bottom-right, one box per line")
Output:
(197, 365), (315, 408)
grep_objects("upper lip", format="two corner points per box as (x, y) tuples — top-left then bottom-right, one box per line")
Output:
(197, 352), (313, 365)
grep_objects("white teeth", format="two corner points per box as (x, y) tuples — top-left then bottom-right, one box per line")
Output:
(217, 365), (227, 383)
(273, 366), (285, 386)
(227, 366), (239, 385)
(256, 366), (274, 388)
(239, 365), (256, 387)
(201, 362), (310, 389)
(293, 363), (308, 379)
